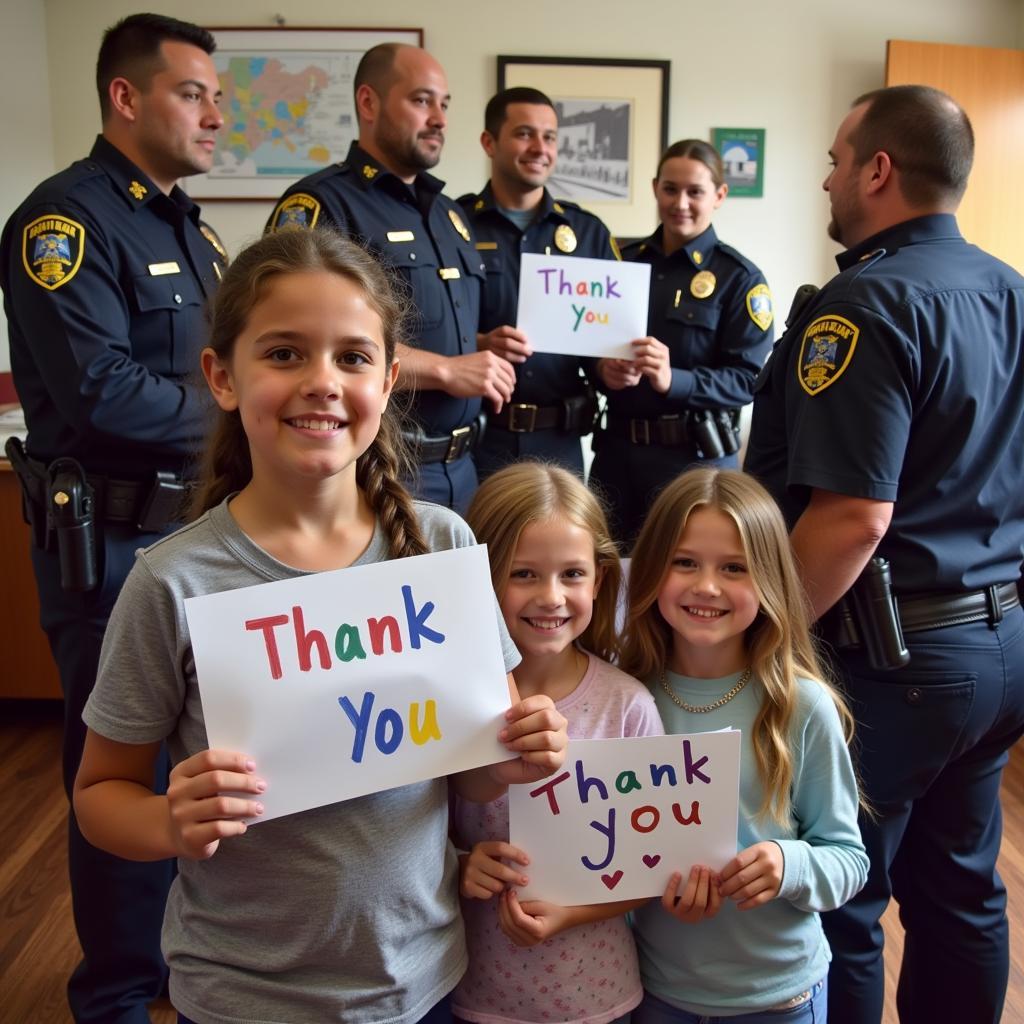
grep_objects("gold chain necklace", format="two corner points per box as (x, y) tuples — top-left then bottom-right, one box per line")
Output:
(659, 667), (752, 713)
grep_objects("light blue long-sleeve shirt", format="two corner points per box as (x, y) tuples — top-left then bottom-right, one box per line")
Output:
(634, 671), (868, 1016)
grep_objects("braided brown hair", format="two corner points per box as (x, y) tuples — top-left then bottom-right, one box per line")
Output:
(190, 228), (427, 559)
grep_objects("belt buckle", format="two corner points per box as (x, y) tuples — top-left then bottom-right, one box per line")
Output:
(629, 419), (651, 445)
(445, 425), (472, 463)
(507, 403), (538, 433)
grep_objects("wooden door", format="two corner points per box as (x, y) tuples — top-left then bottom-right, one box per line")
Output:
(887, 40), (1024, 272)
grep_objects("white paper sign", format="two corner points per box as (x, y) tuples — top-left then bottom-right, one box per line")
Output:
(509, 731), (741, 904)
(185, 545), (514, 823)
(515, 253), (651, 359)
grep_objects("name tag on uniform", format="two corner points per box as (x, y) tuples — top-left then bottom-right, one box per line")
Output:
(475, 242), (498, 251)
(438, 267), (461, 280)
(387, 230), (415, 242)
(148, 261), (180, 276)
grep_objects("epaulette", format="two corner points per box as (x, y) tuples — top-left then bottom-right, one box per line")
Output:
(456, 192), (479, 211)
(29, 159), (107, 204)
(297, 162), (351, 187)
(715, 241), (762, 275)
(618, 238), (647, 259)
(552, 198), (582, 211)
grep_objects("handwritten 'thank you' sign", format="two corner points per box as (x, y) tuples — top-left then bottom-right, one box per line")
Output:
(516, 253), (650, 359)
(509, 731), (740, 904)
(185, 545), (514, 823)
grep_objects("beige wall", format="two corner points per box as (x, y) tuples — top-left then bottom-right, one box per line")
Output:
(0, 0), (57, 373)
(3, 0), (1021, 373)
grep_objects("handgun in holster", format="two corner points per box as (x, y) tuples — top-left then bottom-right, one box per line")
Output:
(46, 457), (98, 592)
(839, 556), (911, 671)
(5, 436), (49, 549)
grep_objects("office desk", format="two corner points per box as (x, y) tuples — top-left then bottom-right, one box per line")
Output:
(0, 461), (61, 698)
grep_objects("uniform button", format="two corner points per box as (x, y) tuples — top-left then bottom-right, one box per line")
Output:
(657, 273), (664, 280)
(173, 294), (182, 304)
(410, 252), (417, 260)
(526, 370), (533, 378)
(905, 687), (923, 705)
(455, 300), (460, 308)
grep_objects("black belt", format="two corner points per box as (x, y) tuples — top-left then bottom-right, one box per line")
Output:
(898, 582), (1019, 631)
(605, 414), (691, 447)
(490, 402), (562, 433)
(834, 582), (1019, 648)
(408, 421), (482, 464)
(489, 395), (596, 435)
(16, 450), (189, 531)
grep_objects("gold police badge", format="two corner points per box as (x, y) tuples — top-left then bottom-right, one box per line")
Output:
(270, 194), (321, 232)
(448, 209), (471, 242)
(745, 283), (773, 331)
(798, 314), (859, 395)
(690, 270), (716, 299)
(554, 224), (577, 253)
(200, 225), (229, 263)
(22, 214), (85, 290)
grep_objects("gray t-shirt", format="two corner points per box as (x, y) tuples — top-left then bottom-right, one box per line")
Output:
(84, 497), (520, 1024)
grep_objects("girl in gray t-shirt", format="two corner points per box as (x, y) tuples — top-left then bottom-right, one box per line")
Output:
(73, 228), (568, 1024)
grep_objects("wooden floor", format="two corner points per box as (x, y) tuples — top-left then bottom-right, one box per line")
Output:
(1, 700), (1022, 1024)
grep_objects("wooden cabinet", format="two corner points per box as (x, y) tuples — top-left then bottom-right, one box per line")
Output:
(0, 462), (61, 698)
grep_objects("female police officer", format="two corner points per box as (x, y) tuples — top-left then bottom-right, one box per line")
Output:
(590, 139), (773, 545)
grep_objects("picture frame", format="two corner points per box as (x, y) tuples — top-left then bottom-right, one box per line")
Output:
(184, 27), (424, 199)
(711, 127), (765, 198)
(497, 56), (670, 238)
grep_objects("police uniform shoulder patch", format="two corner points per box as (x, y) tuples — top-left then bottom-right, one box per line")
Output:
(270, 194), (320, 232)
(798, 314), (859, 395)
(448, 208), (471, 242)
(22, 214), (86, 290)
(746, 283), (773, 331)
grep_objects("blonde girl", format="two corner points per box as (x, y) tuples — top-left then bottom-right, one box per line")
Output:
(453, 462), (664, 1024)
(622, 467), (867, 1023)
(72, 229), (567, 1024)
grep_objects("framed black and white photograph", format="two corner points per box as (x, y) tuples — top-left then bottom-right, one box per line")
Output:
(186, 26), (423, 199)
(497, 56), (670, 237)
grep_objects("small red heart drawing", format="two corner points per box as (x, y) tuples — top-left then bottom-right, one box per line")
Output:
(601, 870), (624, 890)
(643, 854), (661, 868)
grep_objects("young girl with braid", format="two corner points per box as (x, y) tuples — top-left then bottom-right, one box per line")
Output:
(72, 228), (567, 1024)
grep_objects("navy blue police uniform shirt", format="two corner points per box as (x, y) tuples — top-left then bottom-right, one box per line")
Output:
(266, 142), (485, 436)
(0, 136), (224, 478)
(745, 213), (1024, 592)
(457, 184), (618, 405)
(610, 224), (773, 419)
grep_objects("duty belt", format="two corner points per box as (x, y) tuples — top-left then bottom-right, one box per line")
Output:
(834, 581), (1019, 648)
(489, 396), (594, 435)
(7, 444), (190, 536)
(408, 421), (482, 464)
(606, 414), (690, 447)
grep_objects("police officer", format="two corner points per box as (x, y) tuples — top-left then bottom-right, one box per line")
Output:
(266, 44), (513, 513)
(590, 139), (773, 545)
(745, 86), (1024, 1024)
(458, 87), (618, 478)
(0, 14), (226, 1023)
